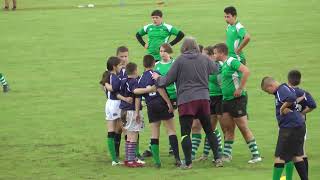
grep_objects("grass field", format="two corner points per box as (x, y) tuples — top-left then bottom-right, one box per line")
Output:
(1, 0), (319, 179)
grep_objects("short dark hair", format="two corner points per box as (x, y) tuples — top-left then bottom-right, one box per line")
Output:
(213, 43), (228, 55)
(151, 10), (163, 17)
(116, 46), (129, 55)
(224, 6), (237, 16)
(261, 76), (275, 89)
(204, 46), (214, 56)
(126, 62), (137, 75)
(198, 44), (204, 53)
(160, 43), (173, 54)
(106, 56), (121, 71)
(143, 55), (155, 68)
(288, 70), (301, 86)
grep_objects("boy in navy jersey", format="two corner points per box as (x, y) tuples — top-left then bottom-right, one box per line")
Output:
(119, 62), (145, 168)
(261, 76), (308, 180)
(284, 70), (317, 179)
(134, 55), (181, 168)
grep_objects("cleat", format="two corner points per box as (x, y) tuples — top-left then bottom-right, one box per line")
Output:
(3, 84), (9, 93)
(142, 150), (152, 158)
(111, 161), (121, 166)
(136, 153), (144, 161)
(179, 163), (192, 170)
(194, 155), (208, 162)
(248, 156), (262, 164)
(175, 159), (182, 167)
(136, 159), (146, 165)
(214, 158), (224, 167)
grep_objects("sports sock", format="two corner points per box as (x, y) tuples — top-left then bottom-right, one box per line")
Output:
(214, 129), (223, 154)
(181, 135), (192, 166)
(107, 132), (117, 162)
(114, 133), (121, 158)
(303, 157), (308, 176)
(191, 134), (202, 159)
(203, 136), (210, 156)
(150, 139), (160, 164)
(169, 135), (180, 160)
(0, 73), (8, 86)
(223, 140), (234, 157)
(285, 161), (294, 180)
(273, 163), (284, 180)
(247, 138), (260, 157)
(127, 142), (137, 162)
(294, 161), (308, 180)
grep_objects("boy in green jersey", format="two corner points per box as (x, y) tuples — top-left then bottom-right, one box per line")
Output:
(196, 46), (223, 161)
(136, 10), (185, 61)
(224, 6), (250, 64)
(214, 43), (261, 164)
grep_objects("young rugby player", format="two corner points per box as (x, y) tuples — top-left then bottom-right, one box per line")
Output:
(120, 62), (145, 168)
(134, 55), (181, 168)
(284, 70), (316, 179)
(136, 10), (184, 61)
(100, 56), (123, 166)
(213, 43), (261, 163)
(261, 76), (308, 180)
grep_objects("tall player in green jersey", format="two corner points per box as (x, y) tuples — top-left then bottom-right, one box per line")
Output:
(213, 43), (261, 164)
(136, 10), (185, 61)
(224, 6), (250, 64)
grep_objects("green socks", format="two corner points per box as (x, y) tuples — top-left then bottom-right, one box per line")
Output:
(0, 73), (8, 85)
(107, 132), (117, 162)
(223, 140), (234, 157)
(191, 133), (202, 159)
(151, 139), (160, 165)
(285, 161), (294, 180)
(273, 163), (284, 180)
(247, 139), (260, 157)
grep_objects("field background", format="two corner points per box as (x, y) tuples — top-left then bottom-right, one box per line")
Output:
(0, 0), (319, 179)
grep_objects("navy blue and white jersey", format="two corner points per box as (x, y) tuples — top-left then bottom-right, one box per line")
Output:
(106, 73), (121, 100)
(137, 70), (162, 104)
(119, 77), (142, 111)
(274, 83), (305, 128)
(118, 68), (127, 80)
(292, 87), (317, 114)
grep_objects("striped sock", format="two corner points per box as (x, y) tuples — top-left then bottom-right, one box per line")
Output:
(247, 139), (260, 157)
(214, 129), (223, 154)
(128, 142), (136, 162)
(191, 134), (202, 159)
(125, 141), (129, 161)
(223, 140), (234, 157)
(203, 136), (210, 156)
(0, 73), (8, 86)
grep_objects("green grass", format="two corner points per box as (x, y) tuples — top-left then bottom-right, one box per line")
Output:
(1, 0), (319, 179)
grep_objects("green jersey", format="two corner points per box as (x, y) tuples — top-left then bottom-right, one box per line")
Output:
(226, 21), (247, 64)
(138, 23), (180, 60)
(208, 61), (223, 97)
(221, 57), (246, 100)
(154, 59), (177, 99)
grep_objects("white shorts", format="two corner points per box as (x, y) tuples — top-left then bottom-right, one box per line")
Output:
(105, 99), (121, 121)
(124, 111), (144, 132)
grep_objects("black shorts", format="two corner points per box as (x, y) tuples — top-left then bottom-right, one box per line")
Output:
(275, 126), (306, 161)
(147, 98), (174, 123)
(170, 98), (177, 110)
(210, 96), (223, 115)
(222, 95), (247, 118)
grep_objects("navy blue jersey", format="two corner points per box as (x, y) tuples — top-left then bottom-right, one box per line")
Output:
(274, 83), (305, 128)
(137, 70), (162, 104)
(292, 87), (317, 113)
(119, 77), (142, 110)
(118, 68), (127, 80)
(106, 73), (121, 100)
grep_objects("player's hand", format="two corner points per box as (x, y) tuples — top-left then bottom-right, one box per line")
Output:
(152, 72), (160, 80)
(280, 108), (292, 115)
(234, 88), (242, 97)
(167, 103), (174, 113)
(296, 94), (306, 103)
(135, 112), (141, 123)
(144, 43), (149, 49)
(146, 85), (156, 92)
(125, 97), (133, 104)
